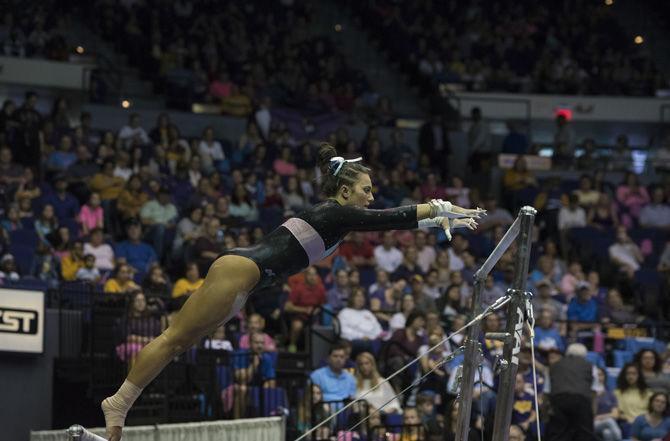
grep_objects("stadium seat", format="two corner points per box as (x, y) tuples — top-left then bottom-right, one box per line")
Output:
(586, 351), (606, 369)
(612, 350), (634, 368)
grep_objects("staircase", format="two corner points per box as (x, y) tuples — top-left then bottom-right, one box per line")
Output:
(309, 1), (423, 118)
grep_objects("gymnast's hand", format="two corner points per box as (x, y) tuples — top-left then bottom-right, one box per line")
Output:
(429, 199), (487, 219)
(440, 217), (478, 241)
(461, 207), (487, 218)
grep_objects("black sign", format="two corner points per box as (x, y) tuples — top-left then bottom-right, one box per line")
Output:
(0, 307), (39, 335)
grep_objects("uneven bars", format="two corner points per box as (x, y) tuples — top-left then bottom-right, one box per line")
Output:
(455, 211), (524, 441)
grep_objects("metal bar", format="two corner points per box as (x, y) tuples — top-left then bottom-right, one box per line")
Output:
(454, 279), (483, 441)
(491, 206), (536, 441)
(474, 216), (521, 280)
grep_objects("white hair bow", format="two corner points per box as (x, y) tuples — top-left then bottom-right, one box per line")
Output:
(330, 156), (362, 176)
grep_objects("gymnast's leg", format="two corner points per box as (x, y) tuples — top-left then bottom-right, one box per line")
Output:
(101, 255), (260, 441)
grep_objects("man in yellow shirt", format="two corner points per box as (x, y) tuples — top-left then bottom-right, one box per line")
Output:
(61, 241), (86, 281)
(104, 263), (140, 294)
(172, 262), (204, 298)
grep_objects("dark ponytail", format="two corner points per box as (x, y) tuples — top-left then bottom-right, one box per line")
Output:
(317, 142), (370, 197)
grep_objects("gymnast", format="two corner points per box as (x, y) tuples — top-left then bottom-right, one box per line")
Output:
(101, 142), (485, 440)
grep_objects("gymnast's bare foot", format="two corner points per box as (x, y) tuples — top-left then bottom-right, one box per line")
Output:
(107, 426), (122, 441)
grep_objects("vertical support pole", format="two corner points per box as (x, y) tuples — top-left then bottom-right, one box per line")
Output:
(454, 277), (484, 441)
(491, 207), (536, 441)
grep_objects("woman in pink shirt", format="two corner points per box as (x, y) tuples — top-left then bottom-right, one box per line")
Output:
(616, 172), (650, 227)
(79, 192), (104, 235)
(273, 146), (298, 177)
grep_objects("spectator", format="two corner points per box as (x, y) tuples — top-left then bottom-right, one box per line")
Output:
(560, 262), (586, 300)
(14, 167), (41, 206)
(477, 196), (514, 232)
(280, 176), (307, 214)
(567, 282), (599, 323)
(480, 273), (504, 308)
(114, 290), (164, 364)
(232, 331), (277, 419)
(387, 310), (426, 393)
(400, 406), (424, 441)
(0, 253), (20, 281)
(171, 205), (203, 257)
(75, 254), (101, 283)
(616, 173), (650, 227)
(415, 230), (437, 274)
(445, 176), (472, 208)
(326, 269), (350, 313)
(89, 159), (125, 203)
(392, 245), (424, 281)
(389, 293), (415, 332)
(30, 242), (60, 288)
(374, 231), (404, 273)
(534, 309), (565, 352)
(467, 107), (492, 172)
(503, 156), (538, 210)
(34, 203), (58, 246)
(310, 341), (356, 402)
(140, 189), (178, 260)
(141, 264), (171, 300)
(114, 220), (158, 275)
(600, 288), (639, 325)
(588, 193), (619, 229)
(239, 313), (277, 352)
(83, 228), (114, 272)
(573, 175), (601, 209)
(420, 173), (447, 201)
(419, 115), (451, 175)
(512, 372), (537, 433)
(354, 351), (402, 414)
(197, 126), (225, 174)
(78, 192), (104, 236)
(61, 240), (85, 281)
(229, 184), (258, 223)
(411, 275), (437, 313)
(636, 350), (670, 394)
(437, 285), (465, 324)
(284, 266), (326, 353)
(193, 217), (222, 275)
(339, 232), (375, 268)
(554, 114), (576, 160)
(337, 287), (383, 342)
(615, 363), (654, 424)
(45, 175), (79, 222)
(371, 279), (404, 328)
(558, 193), (587, 231)
(594, 367), (623, 441)
(0, 146), (24, 187)
(631, 392), (670, 441)
(118, 113), (150, 149)
(104, 263), (140, 294)
(609, 226), (643, 279)
(116, 174), (149, 221)
(423, 269), (442, 300)
(546, 343), (597, 441)
(45, 135), (76, 174)
(171, 262), (203, 298)
(416, 392), (441, 438)
(639, 187), (670, 229)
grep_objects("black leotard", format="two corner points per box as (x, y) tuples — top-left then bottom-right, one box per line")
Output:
(221, 200), (418, 292)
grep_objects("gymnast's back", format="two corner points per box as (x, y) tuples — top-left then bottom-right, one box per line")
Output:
(220, 200), (418, 287)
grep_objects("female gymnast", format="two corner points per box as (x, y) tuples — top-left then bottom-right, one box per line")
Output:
(102, 143), (485, 441)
